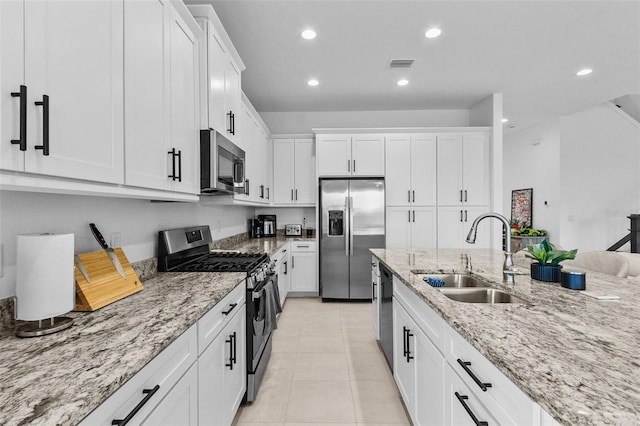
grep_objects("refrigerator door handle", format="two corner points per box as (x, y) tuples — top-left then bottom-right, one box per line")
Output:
(349, 196), (354, 256)
(344, 197), (350, 256)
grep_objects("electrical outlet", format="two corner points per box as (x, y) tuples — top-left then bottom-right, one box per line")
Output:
(110, 232), (122, 248)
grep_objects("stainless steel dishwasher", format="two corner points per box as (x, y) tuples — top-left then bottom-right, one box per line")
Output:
(379, 263), (393, 368)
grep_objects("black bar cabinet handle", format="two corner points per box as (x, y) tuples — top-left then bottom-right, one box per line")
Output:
(454, 392), (488, 426)
(372, 281), (376, 300)
(283, 261), (287, 274)
(260, 185), (264, 199)
(167, 148), (176, 180)
(291, 189), (294, 201)
(460, 210), (463, 222)
(225, 334), (234, 370)
(406, 329), (414, 362)
(34, 94), (49, 155)
(245, 179), (250, 196)
(177, 149), (182, 182)
(464, 189), (468, 202)
(231, 331), (237, 365)
(412, 190), (415, 203)
(347, 160), (350, 172)
(412, 210), (415, 223)
(408, 210), (411, 222)
(111, 385), (160, 425)
(460, 189), (463, 202)
(227, 111), (232, 133)
(295, 189), (298, 201)
(408, 190), (411, 202)
(456, 359), (492, 391)
(266, 187), (270, 200)
(402, 326), (409, 358)
(353, 159), (356, 172)
(464, 210), (468, 222)
(231, 112), (235, 135)
(222, 303), (237, 315)
(11, 85), (27, 151)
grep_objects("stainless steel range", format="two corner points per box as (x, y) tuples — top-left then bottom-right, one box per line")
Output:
(158, 225), (279, 402)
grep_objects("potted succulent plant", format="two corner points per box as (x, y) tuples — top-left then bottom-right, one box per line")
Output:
(525, 239), (577, 282)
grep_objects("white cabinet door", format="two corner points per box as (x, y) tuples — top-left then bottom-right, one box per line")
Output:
(411, 135), (437, 206)
(294, 138), (316, 204)
(414, 326), (445, 426)
(386, 207), (411, 249)
(273, 139), (295, 204)
(290, 251), (317, 292)
(141, 364), (198, 426)
(438, 207), (465, 249)
(237, 106), (254, 201)
(198, 305), (246, 426)
(411, 207), (438, 249)
(385, 135), (411, 206)
(168, 6), (200, 194)
(352, 134), (385, 176)
(393, 300), (415, 415)
(224, 59), (242, 143)
(0, 0), (25, 172)
(124, 0), (169, 190)
(317, 135), (350, 176)
(437, 135), (464, 206)
(462, 134), (490, 206)
(203, 20), (227, 131)
(23, 0), (124, 183)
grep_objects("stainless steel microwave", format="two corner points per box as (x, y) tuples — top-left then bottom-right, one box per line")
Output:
(200, 130), (245, 194)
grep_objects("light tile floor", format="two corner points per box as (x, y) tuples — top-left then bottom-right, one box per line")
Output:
(233, 297), (411, 426)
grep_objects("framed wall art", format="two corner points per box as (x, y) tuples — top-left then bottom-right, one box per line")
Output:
(511, 188), (533, 228)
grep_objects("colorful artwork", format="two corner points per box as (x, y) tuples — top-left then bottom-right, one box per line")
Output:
(511, 188), (533, 228)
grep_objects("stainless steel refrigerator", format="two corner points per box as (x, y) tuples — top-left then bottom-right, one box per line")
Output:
(320, 179), (385, 300)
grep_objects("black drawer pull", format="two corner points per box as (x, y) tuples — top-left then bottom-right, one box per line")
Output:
(111, 385), (160, 425)
(11, 85), (27, 151)
(222, 303), (238, 315)
(225, 332), (235, 370)
(454, 392), (488, 426)
(457, 358), (492, 391)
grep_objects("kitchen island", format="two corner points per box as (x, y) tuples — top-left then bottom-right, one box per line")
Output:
(371, 248), (640, 425)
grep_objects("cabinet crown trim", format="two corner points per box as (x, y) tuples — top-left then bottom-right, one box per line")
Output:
(313, 127), (491, 134)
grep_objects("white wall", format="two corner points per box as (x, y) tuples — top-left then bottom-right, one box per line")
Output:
(0, 191), (254, 298)
(504, 102), (640, 252)
(558, 103), (640, 251)
(261, 109), (470, 134)
(503, 118), (561, 240)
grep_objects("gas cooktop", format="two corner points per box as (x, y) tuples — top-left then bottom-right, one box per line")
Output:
(174, 252), (270, 273)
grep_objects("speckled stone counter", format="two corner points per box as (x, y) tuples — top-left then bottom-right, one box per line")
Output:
(227, 236), (315, 257)
(0, 270), (246, 426)
(370, 248), (640, 425)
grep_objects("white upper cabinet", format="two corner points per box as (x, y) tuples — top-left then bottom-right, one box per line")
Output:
(124, 0), (200, 195)
(385, 134), (436, 206)
(437, 133), (490, 206)
(1, 0), (124, 183)
(188, 5), (245, 145)
(273, 138), (316, 205)
(317, 134), (384, 177)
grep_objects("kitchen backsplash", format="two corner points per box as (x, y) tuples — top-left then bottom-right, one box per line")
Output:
(0, 297), (14, 334)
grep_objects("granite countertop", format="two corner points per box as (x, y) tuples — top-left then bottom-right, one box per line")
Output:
(370, 248), (640, 425)
(226, 236), (315, 257)
(0, 270), (246, 426)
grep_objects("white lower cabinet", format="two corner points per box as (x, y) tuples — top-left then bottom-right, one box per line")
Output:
(198, 304), (246, 426)
(272, 244), (290, 306)
(141, 363), (198, 426)
(393, 297), (444, 426)
(290, 241), (317, 293)
(386, 206), (437, 249)
(388, 266), (551, 426)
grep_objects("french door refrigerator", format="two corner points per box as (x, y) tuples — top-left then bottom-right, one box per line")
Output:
(320, 179), (385, 300)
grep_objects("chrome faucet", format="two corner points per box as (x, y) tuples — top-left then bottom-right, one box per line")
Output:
(465, 212), (517, 284)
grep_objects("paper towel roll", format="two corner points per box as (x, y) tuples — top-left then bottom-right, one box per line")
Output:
(16, 233), (74, 321)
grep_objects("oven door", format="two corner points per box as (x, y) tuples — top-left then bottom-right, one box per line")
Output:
(248, 272), (277, 371)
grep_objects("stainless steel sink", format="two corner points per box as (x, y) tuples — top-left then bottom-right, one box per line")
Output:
(439, 288), (528, 304)
(413, 272), (492, 288)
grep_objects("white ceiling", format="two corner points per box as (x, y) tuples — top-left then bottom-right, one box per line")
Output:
(192, 0), (640, 131)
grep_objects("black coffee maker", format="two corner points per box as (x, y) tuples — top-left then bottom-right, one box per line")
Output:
(249, 218), (264, 238)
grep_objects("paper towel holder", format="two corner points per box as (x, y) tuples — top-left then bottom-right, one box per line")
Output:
(15, 233), (75, 338)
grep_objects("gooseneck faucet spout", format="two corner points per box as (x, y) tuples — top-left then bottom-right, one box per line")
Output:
(465, 212), (516, 284)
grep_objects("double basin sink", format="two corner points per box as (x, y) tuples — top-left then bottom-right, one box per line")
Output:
(412, 272), (528, 304)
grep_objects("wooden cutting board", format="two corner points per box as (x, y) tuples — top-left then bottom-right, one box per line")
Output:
(74, 248), (143, 311)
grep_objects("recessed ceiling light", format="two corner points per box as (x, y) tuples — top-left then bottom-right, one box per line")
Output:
(301, 29), (316, 40)
(502, 118), (509, 123)
(397, 79), (409, 86)
(425, 28), (442, 39)
(576, 68), (593, 76)
(307, 79), (319, 86)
